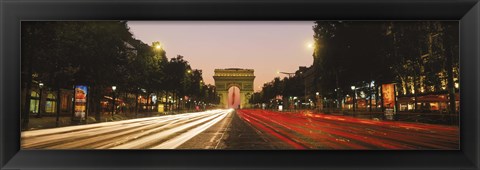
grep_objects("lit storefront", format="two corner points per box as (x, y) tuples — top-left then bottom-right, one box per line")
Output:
(344, 96), (353, 110)
(29, 91), (40, 114)
(397, 97), (415, 111)
(397, 93), (459, 112)
(342, 96), (375, 111)
(45, 93), (57, 113)
(23, 85), (74, 116)
(356, 99), (368, 110)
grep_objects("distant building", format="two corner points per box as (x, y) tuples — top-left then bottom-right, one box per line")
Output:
(213, 68), (255, 109)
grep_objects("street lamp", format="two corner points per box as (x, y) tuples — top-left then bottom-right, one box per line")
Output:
(153, 41), (162, 50)
(37, 82), (44, 118)
(307, 42), (314, 49)
(351, 85), (356, 112)
(112, 85), (116, 119)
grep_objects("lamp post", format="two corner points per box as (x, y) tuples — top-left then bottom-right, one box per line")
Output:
(351, 85), (356, 112)
(369, 81), (375, 112)
(335, 88), (340, 109)
(112, 86), (116, 119)
(37, 82), (44, 118)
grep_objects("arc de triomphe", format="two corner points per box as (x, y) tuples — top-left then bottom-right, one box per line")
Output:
(213, 68), (255, 109)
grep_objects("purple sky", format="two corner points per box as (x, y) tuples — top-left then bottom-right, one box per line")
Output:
(127, 21), (315, 92)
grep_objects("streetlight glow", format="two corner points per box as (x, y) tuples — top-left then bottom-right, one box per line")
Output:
(307, 42), (314, 48)
(351, 86), (355, 90)
(112, 86), (117, 91)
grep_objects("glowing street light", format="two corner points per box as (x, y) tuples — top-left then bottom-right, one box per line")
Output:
(307, 42), (314, 49)
(111, 85), (117, 118)
(351, 85), (356, 112)
(152, 41), (162, 50)
(37, 82), (45, 118)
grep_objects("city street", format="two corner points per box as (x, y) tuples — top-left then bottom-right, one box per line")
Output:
(20, 21), (461, 150)
(22, 109), (233, 149)
(22, 109), (459, 150)
(237, 109), (459, 149)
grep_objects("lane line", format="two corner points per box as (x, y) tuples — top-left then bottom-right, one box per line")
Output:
(152, 110), (230, 149)
(22, 110), (229, 149)
(111, 110), (228, 149)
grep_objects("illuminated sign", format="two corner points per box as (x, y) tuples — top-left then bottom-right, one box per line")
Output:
(381, 83), (395, 109)
(74, 85), (88, 120)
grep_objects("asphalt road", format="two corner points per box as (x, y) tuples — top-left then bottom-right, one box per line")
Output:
(22, 109), (233, 149)
(237, 109), (459, 149)
(21, 109), (459, 150)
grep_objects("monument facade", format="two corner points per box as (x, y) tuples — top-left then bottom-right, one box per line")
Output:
(213, 68), (255, 109)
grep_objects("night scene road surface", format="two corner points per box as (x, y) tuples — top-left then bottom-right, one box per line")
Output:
(22, 109), (233, 149)
(22, 109), (459, 150)
(236, 109), (459, 149)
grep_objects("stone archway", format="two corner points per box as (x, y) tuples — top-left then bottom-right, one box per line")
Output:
(213, 68), (255, 109)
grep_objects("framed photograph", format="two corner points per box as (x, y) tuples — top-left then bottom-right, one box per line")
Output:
(1, 0), (479, 169)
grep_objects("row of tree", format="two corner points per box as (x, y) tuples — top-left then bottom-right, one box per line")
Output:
(251, 21), (459, 113)
(21, 21), (217, 126)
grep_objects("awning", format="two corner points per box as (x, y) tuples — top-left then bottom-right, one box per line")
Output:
(398, 93), (459, 103)
(103, 96), (123, 102)
(417, 95), (448, 102)
(397, 97), (414, 103)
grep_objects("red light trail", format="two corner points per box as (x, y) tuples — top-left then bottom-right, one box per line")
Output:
(237, 109), (459, 149)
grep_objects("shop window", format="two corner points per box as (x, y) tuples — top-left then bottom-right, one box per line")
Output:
(45, 93), (56, 113)
(61, 94), (69, 111)
(430, 103), (439, 111)
(29, 91), (40, 114)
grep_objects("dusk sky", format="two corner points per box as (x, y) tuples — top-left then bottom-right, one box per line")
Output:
(127, 21), (315, 92)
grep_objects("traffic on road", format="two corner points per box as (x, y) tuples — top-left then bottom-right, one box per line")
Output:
(21, 109), (459, 150)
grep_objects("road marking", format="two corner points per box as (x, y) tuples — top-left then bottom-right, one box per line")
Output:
(22, 109), (233, 149)
(214, 111), (233, 149)
(152, 110), (230, 149)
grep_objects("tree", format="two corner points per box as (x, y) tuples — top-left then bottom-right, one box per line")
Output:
(22, 21), (153, 122)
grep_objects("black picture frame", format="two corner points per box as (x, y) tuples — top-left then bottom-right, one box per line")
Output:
(1, 0), (479, 169)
